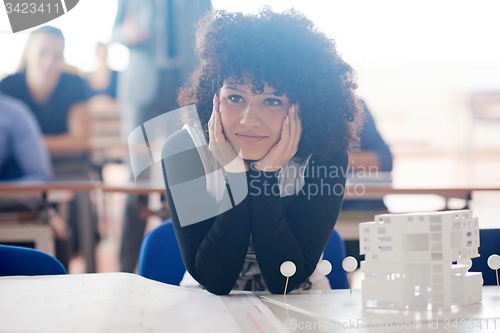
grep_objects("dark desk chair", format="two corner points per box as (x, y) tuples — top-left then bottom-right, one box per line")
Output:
(472, 229), (500, 285)
(324, 229), (349, 289)
(0, 244), (66, 276)
(138, 219), (185, 285)
(138, 220), (349, 289)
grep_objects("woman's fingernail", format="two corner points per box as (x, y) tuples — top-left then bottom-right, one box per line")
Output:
(213, 94), (219, 112)
(286, 115), (290, 124)
(291, 105), (296, 114)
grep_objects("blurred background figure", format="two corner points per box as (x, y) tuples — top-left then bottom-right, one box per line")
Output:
(113, 0), (212, 272)
(0, 93), (52, 184)
(345, 100), (393, 209)
(87, 42), (119, 99)
(0, 92), (71, 267)
(0, 26), (91, 155)
(0, 26), (98, 270)
(342, 100), (393, 263)
(85, 41), (123, 174)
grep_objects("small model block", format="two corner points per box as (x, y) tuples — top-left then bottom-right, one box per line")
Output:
(359, 210), (482, 310)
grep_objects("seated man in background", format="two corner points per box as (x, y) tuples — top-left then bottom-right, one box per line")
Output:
(0, 92), (52, 184)
(0, 92), (71, 268)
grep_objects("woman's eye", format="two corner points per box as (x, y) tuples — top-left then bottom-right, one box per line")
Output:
(228, 95), (244, 103)
(265, 98), (282, 106)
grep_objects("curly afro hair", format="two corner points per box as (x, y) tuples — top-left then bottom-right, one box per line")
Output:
(178, 8), (363, 162)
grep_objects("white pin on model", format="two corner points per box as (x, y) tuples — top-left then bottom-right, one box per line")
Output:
(487, 254), (500, 287)
(316, 260), (332, 295)
(280, 261), (296, 296)
(342, 256), (358, 294)
(457, 257), (473, 270)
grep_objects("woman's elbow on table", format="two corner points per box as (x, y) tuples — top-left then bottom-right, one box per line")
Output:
(203, 283), (233, 296)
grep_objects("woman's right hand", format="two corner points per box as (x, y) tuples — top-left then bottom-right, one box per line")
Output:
(208, 95), (248, 173)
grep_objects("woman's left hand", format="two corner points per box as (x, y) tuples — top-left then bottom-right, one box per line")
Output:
(253, 104), (302, 172)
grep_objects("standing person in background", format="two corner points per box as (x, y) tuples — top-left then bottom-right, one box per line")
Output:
(0, 26), (97, 270)
(113, 0), (212, 273)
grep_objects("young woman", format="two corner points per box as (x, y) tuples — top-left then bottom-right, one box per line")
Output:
(162, 8), (363, 295)
(0, 26), (90, 153)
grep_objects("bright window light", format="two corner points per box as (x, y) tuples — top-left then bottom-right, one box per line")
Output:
(1, 0), (500, 75)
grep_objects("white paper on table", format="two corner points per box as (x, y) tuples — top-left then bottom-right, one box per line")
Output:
(0, 272), (290, 333)
(259, 288), (500, 327)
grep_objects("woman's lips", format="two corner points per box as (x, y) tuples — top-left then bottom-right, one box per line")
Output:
(236, 133), (267, 143)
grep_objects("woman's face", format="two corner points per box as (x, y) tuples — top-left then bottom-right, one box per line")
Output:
(219, 79), (291, 161)
(26, 33), (65, 78)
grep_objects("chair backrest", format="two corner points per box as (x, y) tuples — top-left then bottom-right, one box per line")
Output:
(0, 244), (66, 276)
(138, 221), (348, 288)
(323, 229), (349, 289)
(138, 220), (186, 285)
(472, 228), (500, 285)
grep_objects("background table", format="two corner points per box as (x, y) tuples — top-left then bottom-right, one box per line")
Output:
(339, 183), (500, 239)
(0, 182), (101, 272)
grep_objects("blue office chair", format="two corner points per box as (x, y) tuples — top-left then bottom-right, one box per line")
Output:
(138, 219), (186, 285)
(323, 229), (349, 289)
(0, 244), (67, 276)
(138, 220), (349, 289)
(472, 229), (500, 285)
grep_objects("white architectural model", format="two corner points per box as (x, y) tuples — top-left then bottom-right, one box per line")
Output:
(359, 210), (482, 310)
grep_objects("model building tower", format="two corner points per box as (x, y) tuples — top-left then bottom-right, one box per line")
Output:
(359, 210), (482, 310)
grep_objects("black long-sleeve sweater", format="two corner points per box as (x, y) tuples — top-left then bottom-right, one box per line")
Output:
(161, 130), (347, 295)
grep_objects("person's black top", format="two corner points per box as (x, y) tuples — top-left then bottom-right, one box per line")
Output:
(161, 129), (347, 295)
(88, 70), (119, 99)
(341, 101), (393, 211)
(0, 72), (89, 135)
(357, 101), (392, 172)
